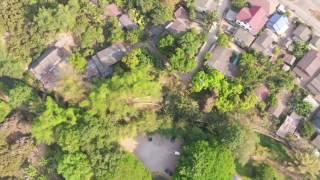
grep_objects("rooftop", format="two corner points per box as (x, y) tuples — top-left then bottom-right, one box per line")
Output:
(276, 112), (302, 138)
(295, 50), (320, 77)
(119, 14), (138, 30)
(236, 6), (268, 35)
(105, 3), (122, 17)
(251, 29), (278, 56)
(249, 0), (279, 15)
(293, 24), (311, 42)
(267, 13), (289, 35)
(234, 28), (255, 48)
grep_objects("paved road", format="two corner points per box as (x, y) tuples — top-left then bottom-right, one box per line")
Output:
(279, 0), (320, 34)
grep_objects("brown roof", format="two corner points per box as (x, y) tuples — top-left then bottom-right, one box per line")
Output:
(30, 47), (70, 89)
(251, 29), (278, 56)
(307, 73), (320, 95)
(165, 19), (190, 35)
(119, 14), (138, 30)
(293, 24), (311, 42)
(295, 50), (320, 77)
(234, 28), (255, 47)
(85, 44), (127, 78)
(249, 0), (279, 15)
(312, 135), (320, 149)
(206, 46), (240, 77)
(282, 53), (296, 66)
(174, 7), (188, 20)
(310, 35), (320, 49)
(276, 112), (301, 138)
(105, 4), (122, 17)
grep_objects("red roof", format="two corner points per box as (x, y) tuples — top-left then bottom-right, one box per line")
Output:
(236, 6), (268, 35)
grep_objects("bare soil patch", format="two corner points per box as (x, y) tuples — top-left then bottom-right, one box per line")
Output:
(120, 134), (183, 178)
(310, 9), (320, 21)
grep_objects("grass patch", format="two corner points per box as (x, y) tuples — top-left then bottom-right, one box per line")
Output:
(259, 134), (292, 162)
(0, 101), (11, 123)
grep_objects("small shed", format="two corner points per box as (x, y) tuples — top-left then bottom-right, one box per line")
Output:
(119, 14), (138, 31)
(276, 112), (302, 138)
(224, 9), (238, 22)
(292, 24), (311, 42)
(267, 13), (289, 35)
(282, 53), (296, 66)
(165, 19), (190, 36)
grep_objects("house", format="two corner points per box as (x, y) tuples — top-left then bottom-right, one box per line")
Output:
(205, 46), (240, 77)
(293, 50), (320, 85)
(276, 112), (302, 138)
(105, 3), (122, 17)
(251, 29), (278, 56)
(306, 74), (320, 100)
(165, 7), (190, 36)
(236, 6), (268, 35)
(119, 14), (138, 31)
(312, 135), (320, 149)
(248, 0), (279, 15)
(234, 28), (255, 48)
(267, 13), (289, 35)
(292, 24), (311, 42)
(225, 9), (238, 23)
(194, 0), (217, 12)
(282, 53), (296, 66)
(270, 91), (290, 118)
(310, 35), (320, 50)
(255, 84), (270, 101)
(30, 47), (71, 89)
(85, 44), (127, 79)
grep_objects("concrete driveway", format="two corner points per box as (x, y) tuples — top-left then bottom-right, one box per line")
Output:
(279, 0), (320, 34)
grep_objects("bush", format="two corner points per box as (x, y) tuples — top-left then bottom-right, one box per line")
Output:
(300, 121), (316, 139)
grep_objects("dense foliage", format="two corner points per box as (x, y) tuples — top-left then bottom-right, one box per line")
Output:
(174, 141), (235, 179)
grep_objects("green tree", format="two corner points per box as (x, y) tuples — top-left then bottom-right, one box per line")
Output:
(122, 48), (151, 69)
(57, 153), (94, 180)
(293, 41), (309, 59)
(32, 97), (78, 144)
(288, 152), (320, 178)
(255, 164), (284, 180)
(291, 100), (313, 118)
(217, 33), (231, 48)
(125, 27), (144, 44)
(231, 0), (248, 9)
(151, 5), (174, 25)
(174, 141), (235, 180)
(80, 26), (104, 49)
(157, 34), (176, 54)
(106, 17), (125, 44)
(300, 121), (316, 139)
(170, 48), (196, 72)
(107, 153), (152, 180)
(69, 53), (88, 73)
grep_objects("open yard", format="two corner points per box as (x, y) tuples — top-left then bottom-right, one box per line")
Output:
(120, 134), (183, 178)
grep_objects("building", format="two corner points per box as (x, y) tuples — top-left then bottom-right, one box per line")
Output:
(249, 0), (279, 15)
(282, 53), (296, 66)
(307, 74), (320, 100)
(224, 9), (238, 23)
(30, 47), (71, 89)
(205, 46), (240, 77)
(293, 50), (320, 85)
(267, 13), (289, 35)
(119, 14), (138, 31)
(105, 3), (122, 17)
(194, 0), (217, 12)
(85, 44), (127, 79)
(236, 6), (268, 35)
(292, 24), (312, 42)
(234, 28), (255, 48)
(165, 7), (190, 36)
(276, 112), (302, 138)
(312, 135), (320, 149)
(310, 35), (320, 50)
(251, 29), (278, 56)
